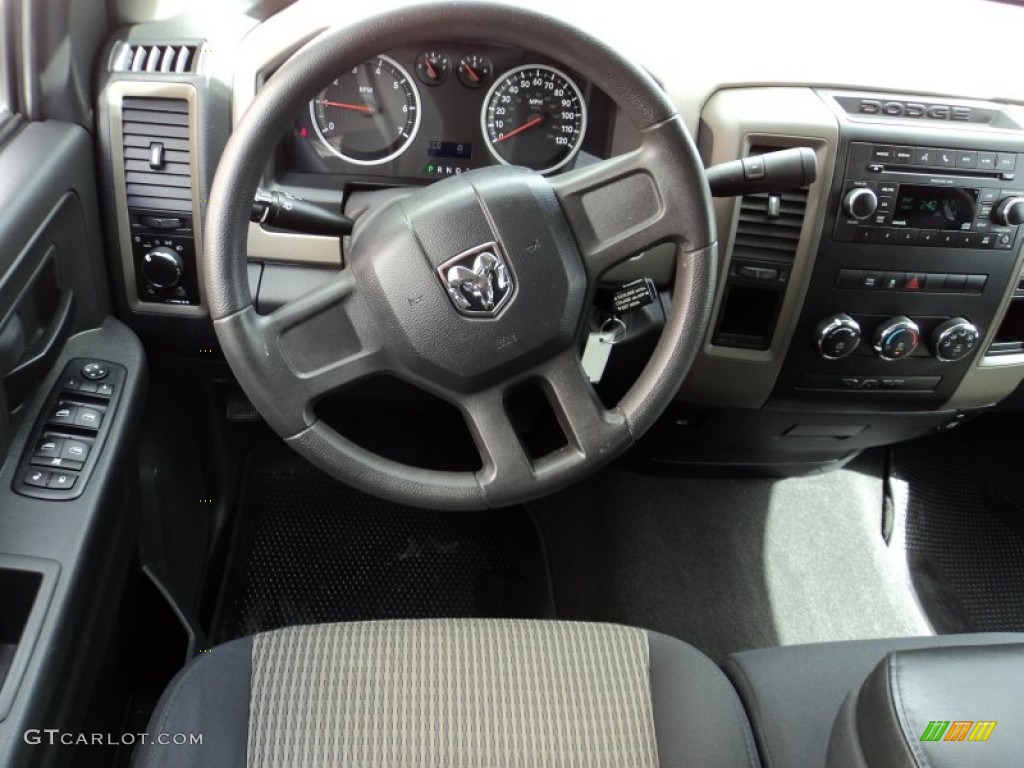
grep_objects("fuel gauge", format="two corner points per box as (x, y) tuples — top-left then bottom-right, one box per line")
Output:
(415, 51), (450, 86)
(457, 54), (492, 88)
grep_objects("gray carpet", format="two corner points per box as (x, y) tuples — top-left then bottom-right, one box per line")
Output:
(530, 458), (931, 661)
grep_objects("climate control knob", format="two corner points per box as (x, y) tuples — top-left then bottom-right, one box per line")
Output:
(814, 313), (861, 360)
(873, 316), (920, 361)
(931, 318), (980, 362)
(843, 187), (879, 220)
(141, 246), (184, 289)
(992, 196), (1024, 227)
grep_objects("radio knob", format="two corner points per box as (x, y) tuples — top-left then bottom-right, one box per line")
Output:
(992, 196), (1024, 227)
(931, 318), (980, 362)
(843, 187), (879, 220)
(141, 246), (184, 289)
(814, 313), (861, 360)
(873, 316), (920, 361)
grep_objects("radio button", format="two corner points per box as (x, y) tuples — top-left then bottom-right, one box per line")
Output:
(996, 154), (1017, 172)
(973, 219), (990, 232)
(895, 228), (919, 245)
(893, 147), (914, 164)
(979, 188), (1000, 204)
(913, 147), (936, 166)
(977, 152), (997, 171)
(924, 273), (948, 292)
(958, 232), (982, 249)
(855, 226), (882, 244)
(936, 149), (956, 168)
(918, 229), (941, 246)
(878, 229), (899, 246)
(978, 233), (996, 248)
(872, 145), (895, 163)
(879, 182), (898, 196)
(956, 150), (978, 169)
(877, 196), (894, 213)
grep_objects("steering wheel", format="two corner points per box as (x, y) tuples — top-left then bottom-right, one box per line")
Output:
(205, 2), (716, 510)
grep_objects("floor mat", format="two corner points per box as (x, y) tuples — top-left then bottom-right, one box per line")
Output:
(212, 451), (552, 643)
(891, 424), (1024, 634)
(530, 455), (931, 662)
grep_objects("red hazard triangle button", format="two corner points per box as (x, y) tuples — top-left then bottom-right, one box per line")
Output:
(903, 273), (923, 292)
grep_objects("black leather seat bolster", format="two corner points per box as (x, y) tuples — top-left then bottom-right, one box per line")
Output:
(828, 643), (1024, 768)
(722, 633), (1024, 768)
(647, 631), (760, 767)
(133, 635), (252, 768)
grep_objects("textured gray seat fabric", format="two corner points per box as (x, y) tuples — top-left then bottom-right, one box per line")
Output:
(723, 633), (1024, 768)
(134, 619), (760, 767)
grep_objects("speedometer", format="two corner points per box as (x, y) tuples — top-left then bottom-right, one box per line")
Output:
(481, 64), (587, 174)
(310, 55), (420, 166)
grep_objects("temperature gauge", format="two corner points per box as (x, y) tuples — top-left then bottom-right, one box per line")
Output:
(415, 51), (450, 86)
(457, 54), (492, 88)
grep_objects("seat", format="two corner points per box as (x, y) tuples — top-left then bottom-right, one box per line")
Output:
(133, 619), (761, 767)
(722, 633), (1024, 768)
(828, 643), (1024, 767)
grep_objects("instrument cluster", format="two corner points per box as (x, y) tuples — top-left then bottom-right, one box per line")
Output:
(284, 44), (614, 182)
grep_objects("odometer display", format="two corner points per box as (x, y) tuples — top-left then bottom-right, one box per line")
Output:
(310, 55), (420, 166)
(482, 64), (586, 174)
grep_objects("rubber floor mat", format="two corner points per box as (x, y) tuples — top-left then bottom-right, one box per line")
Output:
(212, 451), (552, 643)
(892, 426), (1024, 634)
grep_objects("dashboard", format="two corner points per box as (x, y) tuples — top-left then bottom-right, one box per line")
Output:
(285, 45), (618, 182)
(95, 0), (1024, 474)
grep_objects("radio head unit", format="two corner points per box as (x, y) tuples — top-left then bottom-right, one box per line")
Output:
(833, 141), (1022, 250)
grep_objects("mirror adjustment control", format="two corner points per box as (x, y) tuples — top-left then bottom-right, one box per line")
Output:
(873, 316), (920, 361)
(814, 313), (861, 360)
(931, 318), (980, 362)
(81, 362), (109, 380)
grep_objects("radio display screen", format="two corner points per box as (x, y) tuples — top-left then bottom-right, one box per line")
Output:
(892, 185), (978, 230)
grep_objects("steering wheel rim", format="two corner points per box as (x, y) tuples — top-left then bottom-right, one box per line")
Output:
(205, 2), (717, 510)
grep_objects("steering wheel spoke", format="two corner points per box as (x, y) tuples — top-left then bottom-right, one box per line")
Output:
(537, 348), (629, 460)
(216, 270), (385, 436)
(552, 117), (701, 280)
(462, 388), (538, 506)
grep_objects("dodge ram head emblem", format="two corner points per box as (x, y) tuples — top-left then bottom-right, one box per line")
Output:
(438, 244), (514, 317)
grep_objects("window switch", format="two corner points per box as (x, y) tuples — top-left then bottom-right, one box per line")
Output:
(96, 382), (114, 397)
(50, 404), (77, 426)
(60, 440), (90, 462)
(24, 469), (52, 488)
(74, 408), (102, 430)
(36, 438), (64, 459)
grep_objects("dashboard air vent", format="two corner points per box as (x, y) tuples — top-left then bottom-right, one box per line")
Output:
(121, 97), (192, 213)
(732, 146), (810, 265)
(115, 43), (199, 74)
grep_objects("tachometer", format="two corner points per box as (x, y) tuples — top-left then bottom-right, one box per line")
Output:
(481, 64), (586, 174)
(310, 55), (421, 166)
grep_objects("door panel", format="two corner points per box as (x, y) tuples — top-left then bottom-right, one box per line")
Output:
(0, 121), (110, 459)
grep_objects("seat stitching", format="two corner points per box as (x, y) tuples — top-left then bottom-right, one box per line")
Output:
(722, 659), (772, 768)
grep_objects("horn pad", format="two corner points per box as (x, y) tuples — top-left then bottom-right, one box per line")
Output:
(348, 166), (587, 393)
